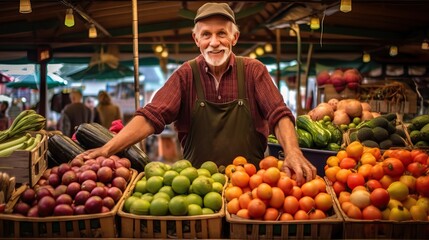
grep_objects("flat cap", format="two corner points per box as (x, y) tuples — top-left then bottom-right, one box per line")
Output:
(194, 3), (235, 24)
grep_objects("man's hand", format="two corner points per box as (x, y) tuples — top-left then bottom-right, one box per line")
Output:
(281, 150), (317, 186)
(81, 147), (110, 160)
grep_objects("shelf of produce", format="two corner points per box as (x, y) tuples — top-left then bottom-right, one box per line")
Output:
(268, 143), (336, 177)
(225, 184), (343, 239)
(117, 172), (225, 239)
(0, 169), (137, 238)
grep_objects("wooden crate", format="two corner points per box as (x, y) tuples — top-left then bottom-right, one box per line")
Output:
(327, 177), (429, 239)
(226, 178), (343, 239)
(117, 172), (225, 239)
(0, 132), (48, 187)
(0, 169), (137, 238)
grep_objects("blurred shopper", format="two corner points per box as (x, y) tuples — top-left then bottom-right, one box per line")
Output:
(85, 96), (100, 124)
(7, 98), (21, 126)
(59, 89), (92, 137)
(0, 101), (9, 130)
(96, 90), (121, 129)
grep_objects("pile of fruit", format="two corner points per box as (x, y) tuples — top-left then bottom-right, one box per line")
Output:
(325, 141), (429, 221)
(11, 155), (134, 217)
(225, 156), (333, 220)
(122, 160), (226, 216)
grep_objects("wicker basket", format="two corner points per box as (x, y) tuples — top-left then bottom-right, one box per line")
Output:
(0, 169), (137, 238)
(117, 172), (226, 239)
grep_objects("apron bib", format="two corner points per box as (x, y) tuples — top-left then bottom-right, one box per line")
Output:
(183, 57), (265, 167)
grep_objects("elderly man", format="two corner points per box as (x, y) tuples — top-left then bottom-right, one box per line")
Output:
(84, 2), (316, 185)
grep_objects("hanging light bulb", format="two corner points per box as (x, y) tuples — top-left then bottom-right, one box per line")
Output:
(264, 43), (273, 53)
(422, 40), (429, 50)
(161, 49), (169, 58)
(88, 24), (97, 38)
(19, 0), (32, 13)
(154, 45), (164, 53)
(340, 0), (352, 13)
(363, 52), (371, 63)
(249, 52), (257, 59)
(255, 47), (264, 56)
(64, 9), (75, 27)
(310, 16), (320, 30)
(389, 45), (398, 56)
(289, 23), (298, 37)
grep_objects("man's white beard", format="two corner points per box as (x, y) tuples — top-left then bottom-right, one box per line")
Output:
(204, 47), (231, 67)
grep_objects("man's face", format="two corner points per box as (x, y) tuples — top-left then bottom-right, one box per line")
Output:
(193, 16), (239, 68)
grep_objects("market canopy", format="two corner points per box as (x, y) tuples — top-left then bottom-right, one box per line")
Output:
(0, 72), (14, 84)
(67, 63), (135, 81)
(6, 73), (68, 90)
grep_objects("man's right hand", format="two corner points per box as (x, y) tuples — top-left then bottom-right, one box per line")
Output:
(81, 147), (110, 160)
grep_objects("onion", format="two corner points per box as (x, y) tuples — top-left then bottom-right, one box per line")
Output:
(371, 112), (381, 118)
(316, 70), (330, 86)
(361, 110), (374, 121)
(333, 110), (351, 125)
(327, 98), (339, 111)
(344, 99), (363, 118)
(361, 102), (371, 112)
(310, 104), (334, 121)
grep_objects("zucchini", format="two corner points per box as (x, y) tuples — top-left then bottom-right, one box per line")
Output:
(48, 133), (85, 165)
(75, 123), (149, 172)
(296, 115), (331, 148)
(296, 128), (313, 148)
(325, 123), (343, 145)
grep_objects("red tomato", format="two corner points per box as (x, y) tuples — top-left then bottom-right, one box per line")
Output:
(416, 175), (429, 197)
(390, 149), (413, 167)
(333, 181), (346, 196)
(411, 149), (425, 160)
(362, 205), (382, 220)
(369, 188), (390, 209)
(413, 152), (429, 165)
(347, 173), (365, 190)
(365, 179), (382, 192)
(382, 158), (405, 177)
(370, 163), (384, 180)
(407, 162), (427, 178)
(339, 157), (357, 169)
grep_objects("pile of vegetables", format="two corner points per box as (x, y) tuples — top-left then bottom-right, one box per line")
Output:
(316, 68), (362, 93)
(407, 114), (429, 147)
(308, 99), (379, 131)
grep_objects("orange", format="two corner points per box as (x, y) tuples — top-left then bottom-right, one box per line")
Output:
(335, 168), (352, 183)
(225, 164), (236, 178)
(256, 183), (273, 200)
(277, 176), (294, 195)
(249, 174), (263, 190)
(243, 163), (257, 176)
(256, 169), (265, 176)
(269, 187), (285, 209)
(247, 198), (266, 218)
(279, 212), (294, 221)
(312, 177), (327, 193)
(263, 207), (279, 220)
(262, 167), (281, 185)
(236, 209), (250, 219)
(283, 196), (299, 215)
(290, 186), (303, 200)
(225, 186), (243, 202)
(259, 156), (279, 170)
(301, 181), (319, 198)
(238, 192), (253, 209)
(325, 166), (341, 183)
(231, 170), (250, 188)
(233, 156), (247, 166)
(346, 141), (364, 160)
(226, 198), (241, 214)
(336, 150), (348, 161)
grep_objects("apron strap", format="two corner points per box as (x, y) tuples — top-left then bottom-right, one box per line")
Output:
(236, 56), (245, 99)
(189, 59), (205, 101)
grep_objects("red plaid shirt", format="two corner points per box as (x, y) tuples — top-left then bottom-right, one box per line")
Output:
(136, 54), (295, 146)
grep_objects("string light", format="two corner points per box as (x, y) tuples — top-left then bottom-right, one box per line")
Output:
(19, 0), (32, 13)
(64, 9), (75, 27)
(422, 40), (429, 50)
(249, 52), (257, 59)
(310, 16), (320, 30)
(389, 45), (398, 56)
(264, 43), (273, 53)
(363, 52), (371, 63)
(340, 0), (352, 13)
(88, 24), (97, 38)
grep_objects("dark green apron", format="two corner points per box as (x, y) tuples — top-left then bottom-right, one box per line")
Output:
(183, 57), (265, 167)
